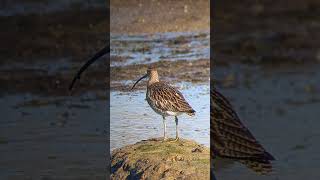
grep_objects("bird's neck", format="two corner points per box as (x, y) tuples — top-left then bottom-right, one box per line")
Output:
(148, 73), (159, 86)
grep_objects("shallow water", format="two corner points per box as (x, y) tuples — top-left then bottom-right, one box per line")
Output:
(0, 93), (107, 179)
(110, 83), (210, 151)
(110, 31), (210, 67)
(214, 63), (320, 179)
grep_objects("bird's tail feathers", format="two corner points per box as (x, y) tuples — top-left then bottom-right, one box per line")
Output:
(239, 159), (273, 175)
(186, 109), (196, 116)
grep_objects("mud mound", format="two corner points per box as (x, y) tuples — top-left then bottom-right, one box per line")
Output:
(111, 138), (210, 180)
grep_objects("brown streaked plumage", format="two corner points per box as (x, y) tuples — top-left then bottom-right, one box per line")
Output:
(147, 81), (196, 116)
(132, 67), (195, 141)
(211, 88), (275, 174)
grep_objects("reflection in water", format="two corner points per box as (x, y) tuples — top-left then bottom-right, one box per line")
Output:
(110, 83), (210, 150)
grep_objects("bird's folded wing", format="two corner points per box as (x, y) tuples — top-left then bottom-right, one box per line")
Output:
(148, 82), (194, 113)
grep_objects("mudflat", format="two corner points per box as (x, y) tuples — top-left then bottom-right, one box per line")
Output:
(111, 138), (210, 179)
(111, 0), (209, 34)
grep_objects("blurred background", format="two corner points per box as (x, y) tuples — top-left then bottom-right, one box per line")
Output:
(0, 0), (107, 179)
(214, 0), (320, 179)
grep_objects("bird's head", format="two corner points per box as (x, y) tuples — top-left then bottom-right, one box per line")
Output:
(131, 66), (159, 90)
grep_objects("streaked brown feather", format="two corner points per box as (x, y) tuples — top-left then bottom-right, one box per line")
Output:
(211, 88), (274, 174)
(147, 81), (195, 116)
(239, 159), (273, 175)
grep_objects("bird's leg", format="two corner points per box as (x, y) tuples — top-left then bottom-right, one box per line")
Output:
(174, 116), (179, 141)
(162, 116), (167, 141)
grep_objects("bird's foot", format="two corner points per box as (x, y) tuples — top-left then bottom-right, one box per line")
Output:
(170, 137), (179, 142)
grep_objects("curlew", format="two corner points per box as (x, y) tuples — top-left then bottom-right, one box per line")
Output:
(211, 88), (275, 174)
(131, 67), (195, 141)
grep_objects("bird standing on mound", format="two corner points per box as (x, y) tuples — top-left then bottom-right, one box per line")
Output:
(131, 67), (195, 141)
(211, 88), (275, 174)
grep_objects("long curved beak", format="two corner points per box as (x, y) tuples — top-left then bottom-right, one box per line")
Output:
(131, 74), (148, 90)
(69, 45), (109, 91)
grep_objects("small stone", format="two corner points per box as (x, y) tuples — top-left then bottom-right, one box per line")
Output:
(175, 155), (184, 161)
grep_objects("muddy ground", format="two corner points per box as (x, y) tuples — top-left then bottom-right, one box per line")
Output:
(0, 5), (108, 96)
(111, 59), (209, 91)
(214, 0), (320, 67)
(111, 0), (209, 34)
(111, 138), (210, 179)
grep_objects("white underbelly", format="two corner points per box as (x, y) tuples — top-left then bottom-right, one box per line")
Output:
(165, 111), (183, 116)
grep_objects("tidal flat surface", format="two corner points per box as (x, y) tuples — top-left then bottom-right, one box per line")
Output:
(110, 31), (209, 67)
